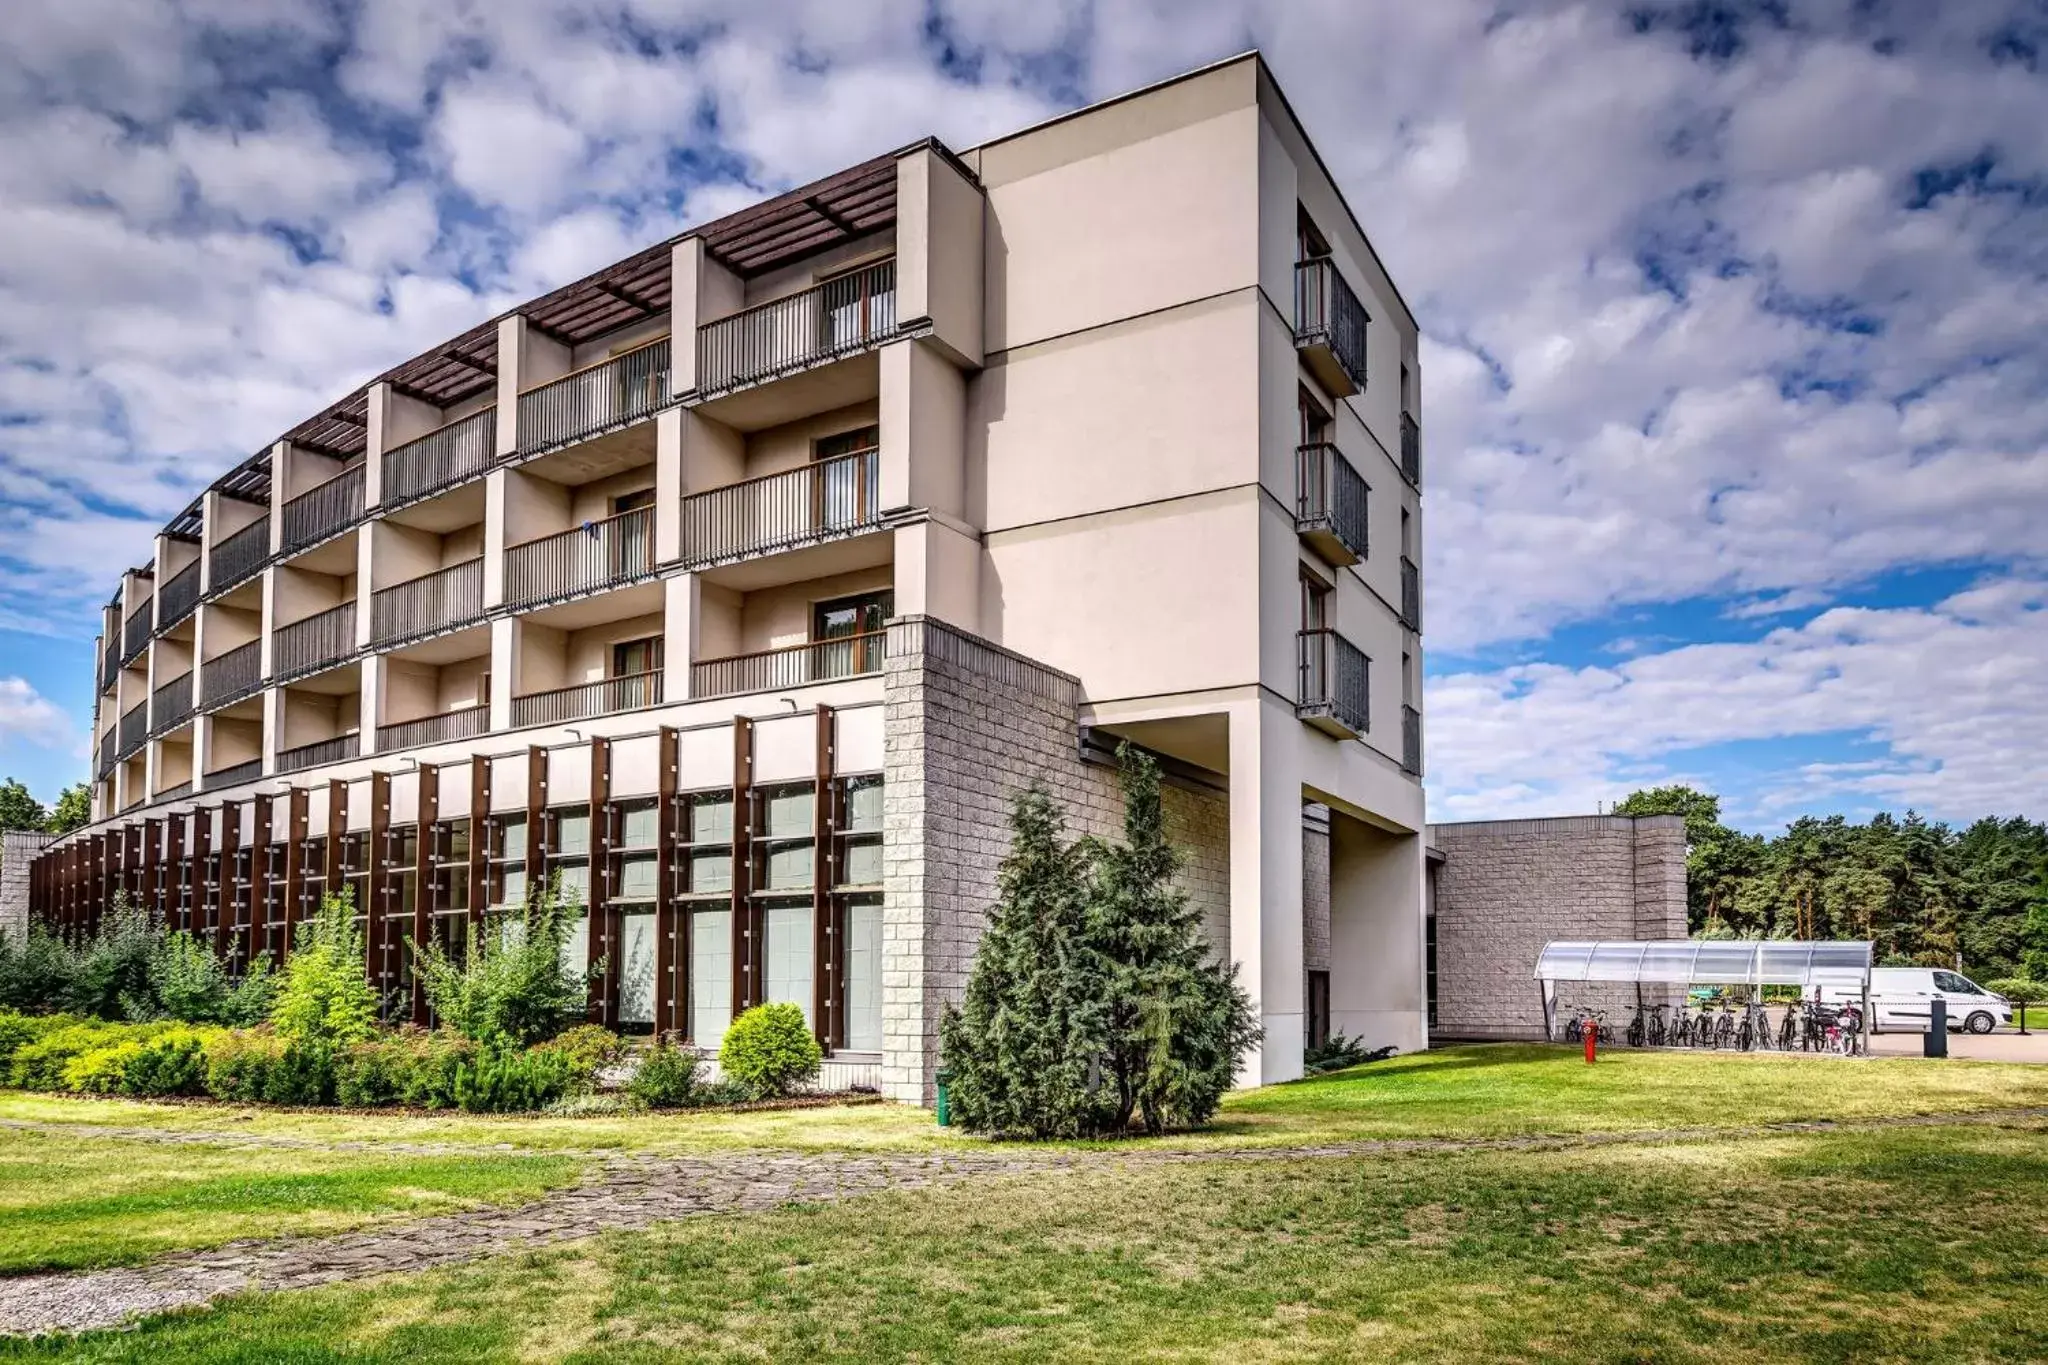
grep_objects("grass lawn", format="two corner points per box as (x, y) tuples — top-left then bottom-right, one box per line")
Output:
(0, 1130), (578, 1275)
(9, 1118), (2045, 1362)
(5, 1044), (2044, 1157)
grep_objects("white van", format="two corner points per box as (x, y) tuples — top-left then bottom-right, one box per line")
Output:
(1812, 968), (2012, 1035)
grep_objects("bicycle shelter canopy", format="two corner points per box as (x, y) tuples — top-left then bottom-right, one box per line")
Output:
(1532, 939), (1873, 1042)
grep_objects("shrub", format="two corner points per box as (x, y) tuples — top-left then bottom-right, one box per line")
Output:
(263, 1042), (339, 1106)
(335, 1031), (472, 1109)
(1988, 977), (2045, 1032)
(146, 931), (235, 1024)
(64, 1040), (143, 1093)
(1303, 1032), (1396, 1076)
(270, 891), (379, 1047)
(534, 1025), (624, 1094)
(120, 1028), (217, 1097)
(204, 1030), (286, 1102)
(627, 1036), (704, 1109)
(64, 896), (161, 1021)
(0, 1011), (71, 1070)
(719, 1004), (821, 1100)
(453, 1045), (573, 1113)
(413, 880), (595, 1048)
(10, 1020), (125, 1090)
(0, 929), (78, 1013)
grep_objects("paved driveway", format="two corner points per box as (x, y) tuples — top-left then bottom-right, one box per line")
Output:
(1867, 1029), (2048, 1063)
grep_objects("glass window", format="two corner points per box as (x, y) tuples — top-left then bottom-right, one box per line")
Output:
(617, 913), (656, 1027)
(765, 844), (813, 891)
(559, 909), (589, 983)
(555, 808), (591, 858)
(690, 909), (732, 1044)
(764, 787), (813, 839)
(619, 803), (658, 849)
(845, 898), (882, 1052)
(842, 839), (881, 888)
(617, 854), (658, 902)
(555, 862), (590, 903)
(765, 903), (813, 1027)
(497, 814), (527, 858)
(844, 776), (882, 832)
(499, 864), (527, 908)
(689, 850), (732, 894)
(690, 794), (733, 844)
(1934, 971), (1974, 995)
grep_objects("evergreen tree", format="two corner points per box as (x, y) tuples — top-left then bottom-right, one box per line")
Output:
(270, 889), (380, 1046)
(46, 784), (90, 835)
(939, 786), (1107, 1139)
(1085, 745), (1258, 1134)
(2024, 859), (2048, 981)
(0, 778), (46, 833)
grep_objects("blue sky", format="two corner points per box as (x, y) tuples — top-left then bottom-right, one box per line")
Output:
(1, 0), (2044, 833)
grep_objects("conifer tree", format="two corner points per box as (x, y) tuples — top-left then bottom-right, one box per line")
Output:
(1086, 745), (1258, 1134)
(939, 786), (1107, 1138)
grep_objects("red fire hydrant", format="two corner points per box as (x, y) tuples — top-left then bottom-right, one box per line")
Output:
(1584, 1026), (1597, 1064)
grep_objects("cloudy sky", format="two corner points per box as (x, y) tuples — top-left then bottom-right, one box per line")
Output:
(1, 0), (2044, 831)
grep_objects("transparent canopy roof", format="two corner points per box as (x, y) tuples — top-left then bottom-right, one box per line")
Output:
(1534, 940), (1872, 989)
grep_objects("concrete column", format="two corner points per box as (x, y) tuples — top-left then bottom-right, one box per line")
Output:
(488, 617), (520, 731)
(893, 143), (985, 369)
(266, 442), (289, 554)
(358, 656), (383, 757)
(364, 381), (443, 511)
(892, 521), (980, 634)
(1228, 693), (1306, 1086)
(1326, 811), (1427, 1054)
(877, 338), (966, 520)
(654, 408), (682, 563)
(198, 491), (226, 594)
(353, 527), (374, 649)
(261, 688), (282, 774)
(258, 568), (277, 678)
(482, 469), (508, 608)
(663, 572), (699, 701)
(671, 238), (742, 398)
(192, 714), (213, 791)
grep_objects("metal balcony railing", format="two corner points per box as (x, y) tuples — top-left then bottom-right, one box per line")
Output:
(201, 640), (263, 709)
(121, 605), (152, 663)
(377, 705), (490, 752)
(503, 505), (654, 610)
(517, 339), (670, 455)
(381, 408), (496, 505)
(692, 632), (885, 700)
(273, 601), (357, 680)
(1401, 556), (1421, 633)
(1294, 257), (1370, 395)
(155, 779), (192, 803)
(203, 758), (264, 789)
(1296, 628), (1370, 739)
(117, 702), (149, 760)
(511, 672), (662, 728)
(681, 449), (882, 567)
(1401, 412), (1420, 486)
(1401, 704), (1423, 777)
(157, 561), (201, 629)
(97, 727), (116, 778)
(1294, 443), (1369, 566)
(209, 515), (270, 594)
(697, 259), (896, 393)
(151, 672), (194, 735)
(99, 646), (119, 695)
(371, 558), (484, 646)
(280, 464), (365, 554)
(277, 733), (359, 774)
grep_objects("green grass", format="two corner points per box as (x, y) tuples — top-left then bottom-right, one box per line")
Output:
(5, 1044), (2044, 1156)
(11, 1120), (2045, 1362)
(0, 1130), (578, 1275)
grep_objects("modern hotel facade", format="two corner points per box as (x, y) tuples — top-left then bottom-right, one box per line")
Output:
(26, 54), (1426, 1099)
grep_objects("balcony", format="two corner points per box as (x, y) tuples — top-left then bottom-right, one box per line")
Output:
(1401, 412), (1420, 486)
(280, 464), (365, 555)
(1401, 556), (1421, 633)
(158, 562), (201, 629)
(377, 705), (489, 752)
(273, 602), (358, 682)
(155, 779), (192, 803)
(692, 632), (885, 701)
(204, 758), (264, 789)
(681, 449), (882, 568)
(371, 558), (485, 648)
(202, 640), (263, 709)
(1294, 443), (1368, 566)
(99, 646), (118, 695)
(1402, 704), (1423, 777)
(97, 727), (116, 779)
(117, 701), (149, 760)
(1294, 257), (1370, 397)
(503, 505), (654, 610)
(120, 605), (152, 664)
(511, 672), (662, 728)
(1296, 628), (1370, 740)
(277, 733), (359, 774)
(210, 516), (270, 595)
(517, 339), (670, 457)
(151, 672), (194, 736)
(697, 259), (896, 395)
(382, 408), (496, 506)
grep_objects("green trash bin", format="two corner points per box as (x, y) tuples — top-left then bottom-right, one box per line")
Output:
(935, 1069), (953, 1127)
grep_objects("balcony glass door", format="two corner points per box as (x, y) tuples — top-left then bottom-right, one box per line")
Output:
(814, 426), (878, 532)
(812, 591), (891, 680)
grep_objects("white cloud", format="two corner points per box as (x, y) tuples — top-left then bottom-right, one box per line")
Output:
(0, 677), (70, 749)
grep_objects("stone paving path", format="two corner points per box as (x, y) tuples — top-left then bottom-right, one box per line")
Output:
(4, 1104), (2042, 1339)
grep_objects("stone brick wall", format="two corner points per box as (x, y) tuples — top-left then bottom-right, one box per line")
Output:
(879, 616), (1230, 1103)
(1426, 814), (1687, 1040)
(1, 831), (54, 944)
(1302, 806), (1331, 974)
